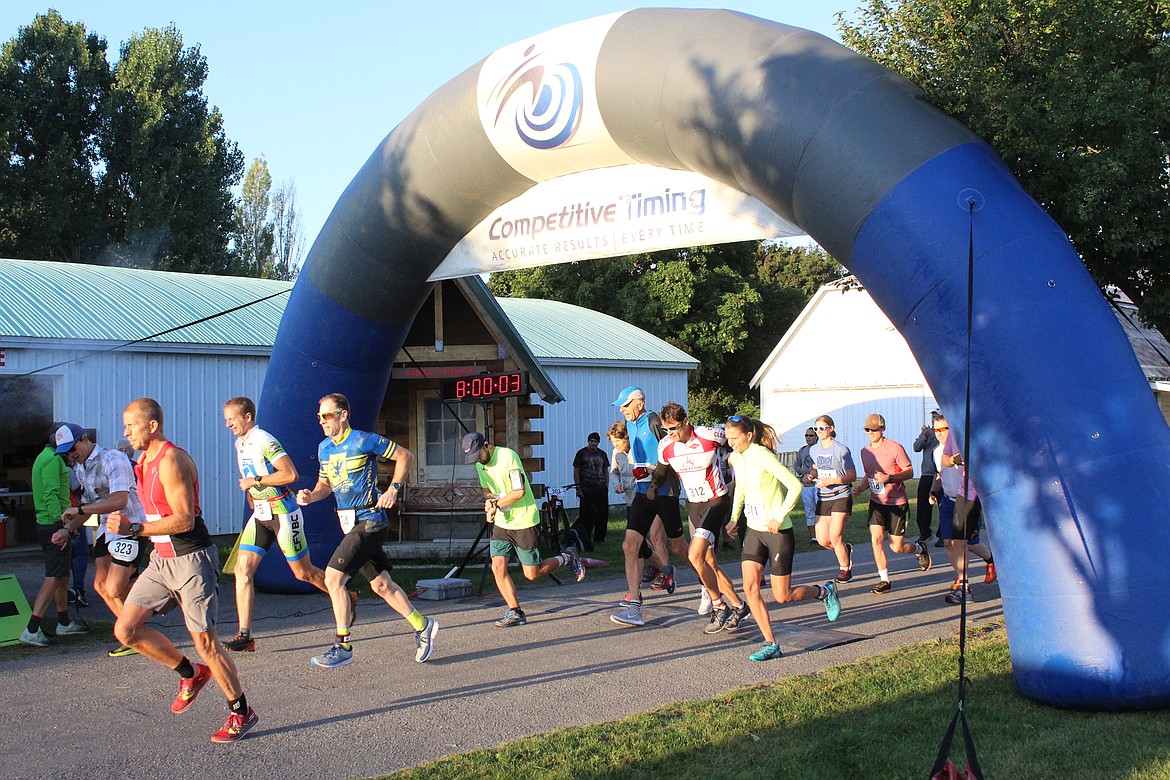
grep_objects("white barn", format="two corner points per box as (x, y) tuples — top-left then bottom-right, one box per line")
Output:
(752, 279), (1170, 456)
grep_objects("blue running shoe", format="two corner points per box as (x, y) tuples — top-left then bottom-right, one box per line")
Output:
(563, 547), (586, 583)
(610, 601), (644, 627)
(823, 581), (841, 622)
(311, 643), (353, 668)
(749, 642), (782, 662)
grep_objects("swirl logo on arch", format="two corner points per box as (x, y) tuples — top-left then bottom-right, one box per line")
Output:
(488, 46), (583, 150)
(477, 12), (632, 181)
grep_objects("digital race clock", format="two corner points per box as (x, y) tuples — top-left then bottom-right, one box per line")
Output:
(440, 370), (529, 402)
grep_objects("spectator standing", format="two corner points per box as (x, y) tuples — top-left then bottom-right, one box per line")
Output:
(573, 432), (610, 546)
(793, 428), (818, 544)
(913, 410), (942, 544)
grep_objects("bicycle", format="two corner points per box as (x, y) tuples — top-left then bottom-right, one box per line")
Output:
(539, 483), (577, 555)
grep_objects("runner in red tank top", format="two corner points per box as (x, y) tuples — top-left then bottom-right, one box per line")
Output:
(106, 398), (258, 744)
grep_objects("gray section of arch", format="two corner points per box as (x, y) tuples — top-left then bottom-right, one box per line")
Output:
(304, 66), (531, 324)
(300, 9), (980, 326)
(595, 9), (979, 264)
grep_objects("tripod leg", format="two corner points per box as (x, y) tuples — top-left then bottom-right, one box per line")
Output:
(453, 518), (491, 578)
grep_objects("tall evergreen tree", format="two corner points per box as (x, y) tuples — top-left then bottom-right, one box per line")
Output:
(0, 11), (109, 263)
(101, 24), (243, 273)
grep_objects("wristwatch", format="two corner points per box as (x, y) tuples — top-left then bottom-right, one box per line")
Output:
(129, 522), (144, 538)
(253, 476), (263, 487)
(390, 482), (403, 491)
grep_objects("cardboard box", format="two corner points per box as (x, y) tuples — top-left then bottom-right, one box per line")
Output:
(415, 577), (473, 601)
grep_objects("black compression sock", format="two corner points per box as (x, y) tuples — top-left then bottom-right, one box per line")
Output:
(229, 694), (248, 715)
(174, 657), (195, 678)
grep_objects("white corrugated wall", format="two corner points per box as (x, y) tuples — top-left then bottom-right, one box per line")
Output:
(2, 343), (268, 535)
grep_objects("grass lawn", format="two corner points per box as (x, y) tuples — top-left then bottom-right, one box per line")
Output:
(382, 622), (1170, 779)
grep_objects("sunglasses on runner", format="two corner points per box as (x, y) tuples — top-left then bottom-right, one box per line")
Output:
(663, 423), (684, 433)
(933, 426), (949, 432)
(814, 426), (830, 431)
(316, 410), (343, 422)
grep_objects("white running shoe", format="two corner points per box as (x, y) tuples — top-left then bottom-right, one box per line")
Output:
(697, 588), (712, 616)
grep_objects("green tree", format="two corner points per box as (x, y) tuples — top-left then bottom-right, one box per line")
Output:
(490, 241), (841, 421)
(102, 24), (243, 273)
(839, 0), (1170, 333)
(270, 178), (304, 280)
(230, 156), (274, 277)
(0, 11), (110, 262)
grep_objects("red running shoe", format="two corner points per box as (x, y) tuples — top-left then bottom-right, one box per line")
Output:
(171, 663), (211, 714)
(985, 561), (997, 584)
(210, 708), (259, 743)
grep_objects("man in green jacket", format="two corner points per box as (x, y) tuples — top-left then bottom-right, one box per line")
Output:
(21, 423), (90, 646)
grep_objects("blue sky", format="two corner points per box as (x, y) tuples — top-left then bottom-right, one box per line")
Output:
(1, 1), (856, 254)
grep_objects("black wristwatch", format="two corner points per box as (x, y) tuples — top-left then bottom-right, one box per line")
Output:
(129, 522), (144, 538)
(390, 482), (403, 491)
(253, 475), (263, 487)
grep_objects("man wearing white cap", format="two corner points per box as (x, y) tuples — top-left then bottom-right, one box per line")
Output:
(57, 421), (147, 657)
(464, 431), (585, 628)
(609, 386), (689, 627)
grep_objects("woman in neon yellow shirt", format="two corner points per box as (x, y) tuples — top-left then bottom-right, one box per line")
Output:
(726, 415), (842, 662)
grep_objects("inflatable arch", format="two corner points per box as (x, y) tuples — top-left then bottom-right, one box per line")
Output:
(257, 9), (1170, 710)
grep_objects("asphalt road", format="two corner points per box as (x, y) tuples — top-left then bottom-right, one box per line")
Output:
(0, 544), (1002, 780)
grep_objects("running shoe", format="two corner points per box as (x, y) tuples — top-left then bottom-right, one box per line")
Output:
(870, 580), (892, 595)
(723, 602), (751, 632)
(703, 604), (732, 634)
(641, 565), (660, 584)
(563, 547), (586, 583)
(171, 663), (212, 713)
(934, 538), (944, 547)
(68, 588), (89, 608)
(495, 608), (526, 627)
(749, 642), (782, 662)
(311, 643), (353, 668)
(210, 708), (259, 744)
(945, 586), (974, 604)
(19, 628), (50, 647)
(823, 581), (841, 622)
(697, 588), (712, 616)
(223, 631), (255, 652)
(56, 619), (89, 635)
(650, 564), (675, 592)
(834, 568), (853, 583)
(610, 601), (644, 627)
(415, 617), (438, 662)
(618, 592), (636, 608)
(108, 643), (138, 658)
(914, 540), (933, 571)
(984, 561), (997, 584)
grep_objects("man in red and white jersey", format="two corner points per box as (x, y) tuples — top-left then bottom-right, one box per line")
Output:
(648, 403), (749, 634)
(107, 398), (258, 744)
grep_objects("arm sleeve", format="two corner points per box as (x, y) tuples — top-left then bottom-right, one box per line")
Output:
(760, 449), (804, 518)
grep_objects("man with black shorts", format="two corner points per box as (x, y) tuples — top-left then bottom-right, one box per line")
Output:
(296, 393), (436, 667)
(609, 387), (690, 628)
(21, 423), (89, 646)
(57, 421), (145, 657)
(464, 432), (585, 628)
(221, 396), (340, 653)
(852, 413), (931, 593)
(648, 403), (749, 633)
(107, 398), (257, 743)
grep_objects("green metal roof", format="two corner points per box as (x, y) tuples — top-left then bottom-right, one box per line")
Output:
(496, 297), (698, 367)
(0, 258), (289, 346)
(0, 259), (693, 369)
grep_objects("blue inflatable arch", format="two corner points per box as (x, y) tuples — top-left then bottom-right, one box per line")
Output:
(258, 9), (1170, 710)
